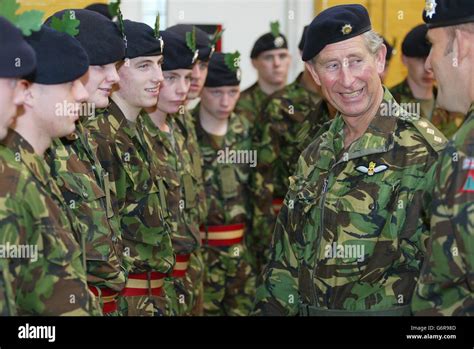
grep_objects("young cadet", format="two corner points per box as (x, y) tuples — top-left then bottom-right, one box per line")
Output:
(83, 19), (174, 316)
(193, 52), (256, 316)
(0, 15), (36, 316)
(0, 24), (101, 315)
(235, 21), (291, 124)
(141, 29), (201, 315)
(44, 9), (127, 316)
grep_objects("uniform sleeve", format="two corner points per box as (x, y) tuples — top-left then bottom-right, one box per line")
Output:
(252, 155), (305, 316)
(412, 143), (474, 315)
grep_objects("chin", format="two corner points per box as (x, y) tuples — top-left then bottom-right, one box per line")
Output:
(0, 127), (7, 141)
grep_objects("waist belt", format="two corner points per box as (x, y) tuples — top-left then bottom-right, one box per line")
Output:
(272, 198), (284, 215)
(121, 271), (165, 297)
(169, 254), (191, 278)
(299, 304), (411, 316)
(88, 285), (119, 314)
(200, 223), (245, 246)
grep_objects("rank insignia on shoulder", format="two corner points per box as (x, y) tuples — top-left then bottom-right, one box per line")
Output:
(356, 161), (388, 176)
(461, 170), (474, 193)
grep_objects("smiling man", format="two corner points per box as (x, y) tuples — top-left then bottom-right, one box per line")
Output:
(83, 19), (174, 316)
(253, 4), (447, 316)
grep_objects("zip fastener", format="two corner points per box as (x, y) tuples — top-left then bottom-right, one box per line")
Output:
(310, 176), (329, 306)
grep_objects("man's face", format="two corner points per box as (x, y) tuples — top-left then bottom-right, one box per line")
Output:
(403, 55), (434, 89)
(252, 48), (291, 86)
(0, 78), (24, 140)
(157, 69), (192, 114)
(308, 35), (386, 118)
(30, 79), (89, 138)
(200, 85), (240, 120)
(425, 27), (464, 111)
(116, 55), (164, 108)
(188, 60), (209, 100)
(81, 62), (120, 109)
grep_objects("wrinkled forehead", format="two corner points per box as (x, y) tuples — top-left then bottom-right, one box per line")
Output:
(316, 35), (369, 63)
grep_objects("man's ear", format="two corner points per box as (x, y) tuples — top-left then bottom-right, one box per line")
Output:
(454, 28), (470, 65)
(16, 80), (33, 108)
(251, 58), (258, 69)
(305, 61), (321, 86)
(375, 44), (387, 75)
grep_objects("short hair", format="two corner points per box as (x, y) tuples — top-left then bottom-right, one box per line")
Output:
(444, 23), (474, 55)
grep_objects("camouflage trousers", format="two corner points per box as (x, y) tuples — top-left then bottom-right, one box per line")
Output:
(120, 294), (168, 316)
(164, 250), (205, 316)
(202, 243), (256, 316)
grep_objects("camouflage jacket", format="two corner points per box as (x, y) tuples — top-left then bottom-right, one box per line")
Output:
(412, 103), (474, 316)
(139, 112), (201, 255)
(172, 109), (208, 227)
(46, 120), (127, 292)
(254, 89), (447, 315)
(0, 130), (97, 315)
(251, 73), (331, 272)
(235, 82), (269, 124)
(194, 109), (253, 228)
(390, 79), (464, 138)
(0, 253), (16, 315)
(83, 100), (174, 274)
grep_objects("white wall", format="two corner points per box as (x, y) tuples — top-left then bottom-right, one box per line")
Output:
(122, 0), (314, 90)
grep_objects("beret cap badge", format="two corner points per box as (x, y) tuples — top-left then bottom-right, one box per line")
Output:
(341, 24), (353, 35)
(425, 0), (437, 19)
(273, 36), (284, 47)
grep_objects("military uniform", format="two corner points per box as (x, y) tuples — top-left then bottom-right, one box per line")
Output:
(390, 79), (464, 138)
(412, 104), (474, 315)
(84, 100), (174, 316)
(193, 106), (256, 316)
(254, 89), (447, 315)
(46, 123), (127, 315)
(235, 82), (269, 124)
(250, 72), (333, 275)
(0, 15), (37, 316)
(0, 131), (98, 315)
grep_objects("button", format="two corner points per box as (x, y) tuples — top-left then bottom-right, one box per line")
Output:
(143, 184), (148, 191)
(368, 203), (375, 210)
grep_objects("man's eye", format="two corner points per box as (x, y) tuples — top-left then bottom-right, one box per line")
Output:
(138, 64), (149, 69)
(327, 63), (339, 70)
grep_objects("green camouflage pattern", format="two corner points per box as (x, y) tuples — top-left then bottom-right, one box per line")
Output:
(250, 73), (331, 276)
(253, 89), (447, 315)
(0, 130), (99, 316)
(46, 121), (127, 296)
(139, 111), (202, 316)
(194, 108), (256, 316)
(235, 82), (269, 124)
(412, 103), (474, 316)
(83, 100), (174, 316)
(0, 254), (17, 315)
(390, 79), (464, 138)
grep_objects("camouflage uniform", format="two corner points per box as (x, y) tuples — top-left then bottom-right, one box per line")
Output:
(250, 72), (332, 276)
(171, 109), (208, 316)
(0, 252), (16, 315)
(412, 103), (474, 316)
(390, 79), (464, 138)
(194, 107), (256, 316)
(253, 89), (447, 316)
(139, 111), (203, 316)
(84, 100), (174, 316)
(46, 120), (127, 315)
(0, 130), (99, 316)
(235, 82), (269, 124)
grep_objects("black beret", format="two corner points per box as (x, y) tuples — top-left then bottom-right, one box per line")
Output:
(302, 4), (372, 61)
(402, 24), (431, 58)
(0, 16), (36, 78)
(205, 52), (241, 87)
(45, 9), (125, 65)
(84, 3), (112, 20)
(161, 30), (196, 71)
(167, 24), (213, 61)
(25, 25), (89, 85)
(122, 20), (163, 59)
(423, 0), (474, 28)
(250, 32), (288, 58)
(382, 37), (394, 61)
(298, 25), (309, 52)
